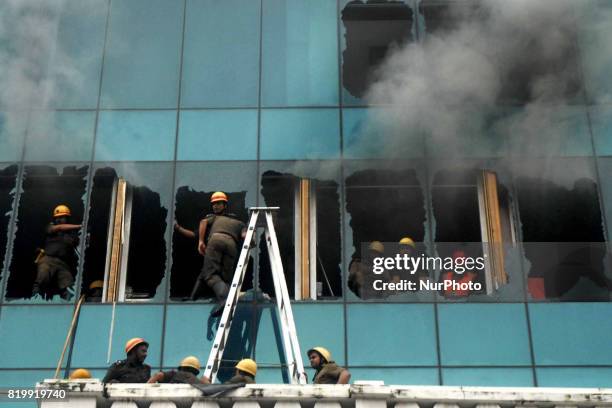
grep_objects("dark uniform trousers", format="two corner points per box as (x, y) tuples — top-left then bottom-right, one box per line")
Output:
(203, 233), (238, 283)
(33, 255), (74, 294)
(313, 362), (345, 384)
(103, 360), (151, 383)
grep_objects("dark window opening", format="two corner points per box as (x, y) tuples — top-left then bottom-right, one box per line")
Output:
(82, 167), (168, 301)
(516, 176), (608, 300)
(345, 168), (426, 298)
(0, 165), (19, 283)
(259, 171), (342, 299)
(170, 188), (250, 300)
(342, 0), (414, 99)
(419, 0), (486, 36)
(6, 165), (87, 300)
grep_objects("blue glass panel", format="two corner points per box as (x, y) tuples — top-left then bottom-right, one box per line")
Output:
(100, 0), (182, 108)
(500, 106), (591, 157)
(95, 111), (176, 161)
(0, 369), (55, 387)
(181, 0), (260, 108)
(71, 305), (164, 368)
(178, 110), (257, 161)
(589, 107), (612, 155)
(49, 0), (108, 108)
(25, 111), (95, 161)
(529, 303), (612, 365)
(0, 306), (72, 368)
(347, 304), (437, 366)
(254, 305), (289, 368)
(256, 368), (285, 384)
(536, 368), (612, 388)
(293, 304), (345, 365)
(343, 108), (425, 159)
(0, 112), (26, 162)
(260, 109), (340, 160)
(163, 305), (216, 368)
(442, 368), (533, 387)
(350, 368), (439, 386)
(575, 1), (612, 104)
(262, 0), (339, 106)
(438, 304), (531, 366)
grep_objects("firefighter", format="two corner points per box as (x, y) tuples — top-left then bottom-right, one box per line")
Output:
(69, 368), (92, 380)
(148, 356), (207, 384)
(348, 241), (387, 299)
(103, 338), (151, 383)
(307, 347), (350, 384)
(32, 205), (81, 300)
(191, 192), (246, 317)
(201, 358), (257, 384)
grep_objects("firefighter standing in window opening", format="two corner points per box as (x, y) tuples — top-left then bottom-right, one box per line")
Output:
(32, 205), (81, 300)
(348, 241), (389, 299)
(191, 192), (246, 317)
(439, 249), (478, 298)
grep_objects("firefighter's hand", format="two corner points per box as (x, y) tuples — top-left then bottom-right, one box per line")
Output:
(198, 241), (206, 255)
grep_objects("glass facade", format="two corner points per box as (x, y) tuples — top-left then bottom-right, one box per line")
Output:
(0, 0), (612, 390)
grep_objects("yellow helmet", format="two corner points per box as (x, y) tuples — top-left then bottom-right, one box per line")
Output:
(89, 280), (104, 290)
(125, 337), (148, 354)
(179, 356), (201, 371)
(211, 191), (228, 203)
(307, 346), (331, 363)
(368, 241), (384, 253)
(235, 358), (257, 376)
(53, 204), (71, 218)
(399, 237), (415, 248)
(69, 368), (92, 379)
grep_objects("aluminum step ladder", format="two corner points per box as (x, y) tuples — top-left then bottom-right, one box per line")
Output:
(203, 207), (308, 384)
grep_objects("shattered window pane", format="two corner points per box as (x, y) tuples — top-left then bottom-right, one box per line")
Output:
(515, 159), (609, 301)
(82, 163), (172, 301)
(0, 164), (19, 284)
(341, 0), (414, 103)
(5, 165), (88, 301)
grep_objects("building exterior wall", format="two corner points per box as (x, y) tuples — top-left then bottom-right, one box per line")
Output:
(1, 1), (612, 404)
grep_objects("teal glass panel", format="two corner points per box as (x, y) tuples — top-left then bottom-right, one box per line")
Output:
(0, 369), (55, 407)
(575, 1), (612, 104)
(350, 368), (439, 386)
(442, 368), (533, 387)
(254, 305), (290, 369)
(529, 303), (612, 365)
(500, 106), (592, 157)
(49, 0), (108, 108)
(260, 109), (340, 160)
(100, 0), (183, 108)
(70, 305), (164, 368)
(178, 110), (257, 161)
(163, 304), (216, 368)
(347, 304), (437, 366)
(0, 306), (72, 368)
(438, 304), (531, 366)
(262, 0), (339, 106)
(589, 107), (612, 155)
(25, 111), (95, 162)
(293, 304), (345, 365)
(181, 0), (260, 108)
(256, 368), (285, 384)
(95, 111), (176, 161)
(0, 112), (26, 162)
(536, 367), (612, 388)
(343, 108), (424, 159)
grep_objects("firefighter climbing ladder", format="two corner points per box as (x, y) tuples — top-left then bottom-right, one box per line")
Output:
(204, 207), (308, 384)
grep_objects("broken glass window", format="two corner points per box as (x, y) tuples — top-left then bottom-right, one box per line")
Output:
(5, 165), (88, 301)
(0, 164), (18, 285)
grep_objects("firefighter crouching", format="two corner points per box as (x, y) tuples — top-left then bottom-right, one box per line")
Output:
(32, 205), (81, 300)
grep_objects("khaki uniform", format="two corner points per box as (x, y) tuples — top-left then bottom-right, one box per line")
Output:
(313, 362), (345, 384)
(226, 374), (255, 384)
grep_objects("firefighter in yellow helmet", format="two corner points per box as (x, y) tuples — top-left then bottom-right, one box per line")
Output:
(202, 358), (257, 384)
(348, 241), (387, 299)
(69, 368), (92, 380)
(148, 356), (208, 384)
(191, 192), (247, 317)
(102, 338), (151, 383)
(307, 347), (350, 384)
(32, 205), (82, 300)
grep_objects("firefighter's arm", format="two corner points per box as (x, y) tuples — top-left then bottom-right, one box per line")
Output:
(200, 375), (211, 384)
(48, 224), (82, 233)
(198, 219), (208, 255)
(337, 369), (351, 384)
(174, 222), (196, 239)
(147, 371), (165, 383)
